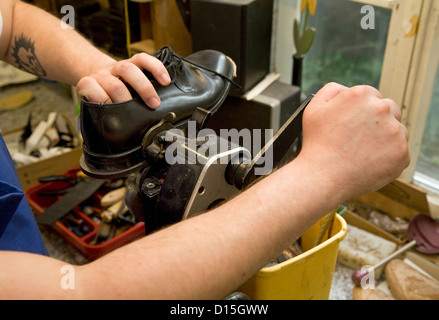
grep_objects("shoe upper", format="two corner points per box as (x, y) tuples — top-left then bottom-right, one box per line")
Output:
(80, 47), (236, 156)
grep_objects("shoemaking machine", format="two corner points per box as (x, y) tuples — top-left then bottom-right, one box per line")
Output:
(120, 95), (311, 235)
(126, 98), (311, 234)
(78, 47), (313, 235)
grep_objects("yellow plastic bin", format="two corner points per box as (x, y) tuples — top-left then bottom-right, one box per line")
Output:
(237, 213), (347, 300)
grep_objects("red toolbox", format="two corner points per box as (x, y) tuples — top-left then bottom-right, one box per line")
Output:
(26, 168), (145, 260)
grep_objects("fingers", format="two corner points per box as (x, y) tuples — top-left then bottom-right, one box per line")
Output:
(110, 61), (159, 106)
(111, 53), (171, 107)
(311, 82), (348, 105)
(306, 83), (402, 126)
(383, 98), (401, 121)
(382, 98), (407, 140)
(76, 53), (171, 108)
(76, 76), (120, 104)
(129, 53), (171, 86)
(346, 86), (401, 121)
(326, 84), (400, 118)
(333, 84), (384, 105)
(307, 82), (408, 144)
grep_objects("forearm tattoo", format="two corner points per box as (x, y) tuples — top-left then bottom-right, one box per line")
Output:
(11, 33), (47, 77)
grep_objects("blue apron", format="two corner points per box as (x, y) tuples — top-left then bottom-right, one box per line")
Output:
(0, 133), (48, 255)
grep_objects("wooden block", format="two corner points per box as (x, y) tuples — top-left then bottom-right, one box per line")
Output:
(338, 224), (398, 279)
(405, 252), (439, 281)
(352, 286), (395, 300)
(386, 259), (439, 300)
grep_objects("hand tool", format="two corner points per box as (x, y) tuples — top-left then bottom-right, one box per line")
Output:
(36, 174), (82, 196)
(351, 213), (439, 286)
(313, 209), (337, 247)
(101, 199), (127, 223)
(100, 187), (127, 207)
(90, 221), (116, 245)
(36, 177), (106, 225)
(61, 212), (92, 237)
(37, 172), (120, 196)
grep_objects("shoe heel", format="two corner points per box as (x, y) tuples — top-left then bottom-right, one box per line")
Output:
(186, 50), (236, 83)
(80, 144), (147, 179)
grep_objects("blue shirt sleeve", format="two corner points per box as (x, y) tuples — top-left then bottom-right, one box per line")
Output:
(0, 133), (48, 255)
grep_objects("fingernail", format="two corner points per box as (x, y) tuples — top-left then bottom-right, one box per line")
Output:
(147, 97), (160, 109)
(160, 73), (171, 84)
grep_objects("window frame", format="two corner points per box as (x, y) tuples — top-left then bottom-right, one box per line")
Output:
(350, 0), (395, 9)
(348, 0), (439, 185)
(392, 0), (439, 183)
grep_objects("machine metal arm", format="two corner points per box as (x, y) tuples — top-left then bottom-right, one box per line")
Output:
(227, 95), (314, 190)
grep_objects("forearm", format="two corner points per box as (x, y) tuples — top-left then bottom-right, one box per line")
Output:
(78, 156), (339, 299)
(4, 1), (115, 85)
(0, 156), (338, 300)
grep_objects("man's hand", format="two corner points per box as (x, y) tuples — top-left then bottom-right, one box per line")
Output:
(297, 82), (410, 201)
(76, 53), (171, 108)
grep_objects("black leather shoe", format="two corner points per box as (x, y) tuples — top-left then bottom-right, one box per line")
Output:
(79, 46), (236, 179)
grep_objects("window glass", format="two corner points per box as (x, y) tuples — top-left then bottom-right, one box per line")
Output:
(301, 0), (392, 95)
(415, 67), (439, 186)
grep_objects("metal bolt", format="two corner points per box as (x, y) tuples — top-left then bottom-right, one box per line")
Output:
(158, 135), (166, 143)
(146, 182), (155, 189)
